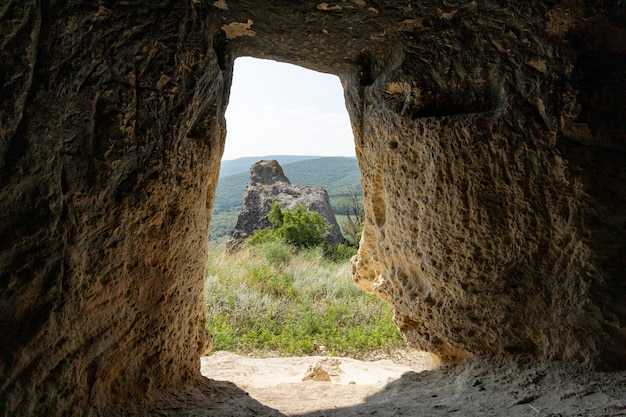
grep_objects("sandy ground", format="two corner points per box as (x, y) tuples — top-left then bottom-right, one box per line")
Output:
(200, 350), (439, 415)
(197, 351), (626, 417)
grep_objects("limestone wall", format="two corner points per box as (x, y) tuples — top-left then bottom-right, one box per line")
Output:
(347, 3), (626, 366)
(0, 1), (624, 415)
(1, 2), (228, 414)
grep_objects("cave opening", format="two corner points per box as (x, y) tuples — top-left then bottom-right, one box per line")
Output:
(209, 55), (360, 246)
(202, 57), (431, 398)
(222, 57), (355, 160)
(3, 2), (626, 415)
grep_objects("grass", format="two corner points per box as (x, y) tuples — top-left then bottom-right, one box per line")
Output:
(210, 156), (362, 243)
(204, 241), (405, 358)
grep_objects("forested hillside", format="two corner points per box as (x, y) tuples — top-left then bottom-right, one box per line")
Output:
(218, 155), (321, 178)
(210, 156), (362, 243)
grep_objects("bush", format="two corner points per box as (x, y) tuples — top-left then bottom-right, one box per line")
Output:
(247, 204), (356, 263)
(247, 264), (297, 298)
(263, 202), (329, 249)
(267, 201), (284, 227)
(261, 239), (294, 267)
(338, 187), (364, 246)
(247, 227), (280, 245)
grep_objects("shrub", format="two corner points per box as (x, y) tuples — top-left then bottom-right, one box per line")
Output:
(267, 201), (284, 227)
(339, 186), (364, 246)
(247, 227), (280, 245)
(247, 264), (296, 299)
(266, 202), (328, 249)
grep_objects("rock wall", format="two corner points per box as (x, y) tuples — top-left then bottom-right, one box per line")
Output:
(226, 160), (344, 250)
(346, 1), (626, 367)
(0, 2), (228, 415)
(0, 0), (624, 415)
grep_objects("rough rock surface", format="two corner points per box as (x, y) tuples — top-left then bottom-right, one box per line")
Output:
(0, 1), (625, 415)
(346, 2), (626, 367)
(226, 160), (344, 250)
(200, 352), (626, 417)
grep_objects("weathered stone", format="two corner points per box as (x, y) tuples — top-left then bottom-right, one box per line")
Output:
(345, 3), (626, 367)
(226, 160), (344, 250)
(0, 0), (624, 415)
(1, 2), (225, 414)
(301, 358), (342, 382)
(250, 159), (290, 185)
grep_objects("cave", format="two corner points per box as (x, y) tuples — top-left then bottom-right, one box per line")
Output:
(1, 1), (625, 415)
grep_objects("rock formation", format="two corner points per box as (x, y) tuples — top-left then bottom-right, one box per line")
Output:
(0, 1), (624, 415)
(226, 160), (344, 250)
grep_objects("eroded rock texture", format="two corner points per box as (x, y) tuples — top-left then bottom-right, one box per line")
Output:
(347, 2), (626, 367)
(1, 0), (624, 415)
(226, 160), (344, 250)
(1, 1), (226, 415)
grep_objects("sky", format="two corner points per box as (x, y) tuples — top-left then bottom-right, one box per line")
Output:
(222, 57), (356, 161)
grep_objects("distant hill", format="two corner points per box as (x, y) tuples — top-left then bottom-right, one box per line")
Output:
(219, 155), (322, 178)
(213, 156), (361, 213)
(210, 156), (362, 242)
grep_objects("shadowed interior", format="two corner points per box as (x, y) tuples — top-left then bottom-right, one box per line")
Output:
(0, 1), (624, 415)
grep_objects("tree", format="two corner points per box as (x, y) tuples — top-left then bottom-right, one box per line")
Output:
(340, 187), (364, 246)
(268, 201), (284, 228)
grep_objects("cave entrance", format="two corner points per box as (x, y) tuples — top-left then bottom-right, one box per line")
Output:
(203, 56), (414, 370)
(222, 57), (355, 160)
(209, 56), (358, 245)
(201, 56), (440, 415)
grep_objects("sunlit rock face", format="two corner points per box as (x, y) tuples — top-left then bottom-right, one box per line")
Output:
(345, 3), (626, 367)
(351, 73), (597, 363)
(0, 1), (624, 415)
(226, 160), (344, 250)
(0, 2), (224, 415)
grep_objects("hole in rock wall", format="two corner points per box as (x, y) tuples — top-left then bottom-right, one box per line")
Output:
(209, 56), (358, 245)
(203, 58), (410, 370)
(222, 57), (355, 161)
(200, 50), (435, 407)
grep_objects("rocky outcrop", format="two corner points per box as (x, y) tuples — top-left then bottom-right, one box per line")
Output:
(0, 1), (624, 415)
(226, 160), (344, 250)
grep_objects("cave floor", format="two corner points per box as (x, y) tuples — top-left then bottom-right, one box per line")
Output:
(192, 351), (626, 417)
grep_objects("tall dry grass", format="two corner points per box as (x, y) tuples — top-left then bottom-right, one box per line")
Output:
(204, 241), (404, 357)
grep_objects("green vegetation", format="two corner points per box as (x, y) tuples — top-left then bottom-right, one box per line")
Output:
(218, 155), (321, 178)
(204, 158), (391, 357)
(204, 241), (404, 358)
(209, 209), (240, 243)
(283, 157), (361, 196)
(210, 156), (362, 243)
(264, 203), (328, 248)
(337, 186), (365, 245)
(249, 203), (358, 260)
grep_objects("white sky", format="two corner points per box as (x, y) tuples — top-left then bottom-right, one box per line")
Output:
(222, 57), (356, 161)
